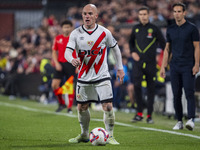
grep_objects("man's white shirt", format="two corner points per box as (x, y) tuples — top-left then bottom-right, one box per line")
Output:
(66, 24), (121, 83)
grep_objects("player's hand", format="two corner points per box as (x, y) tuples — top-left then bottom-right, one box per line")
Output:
(71, 58), (81, 67)
(132, 52), (140, 61)
(192, 64), (199, 75)
(116, 69), (125, 84)
(160, 67), (166, 78)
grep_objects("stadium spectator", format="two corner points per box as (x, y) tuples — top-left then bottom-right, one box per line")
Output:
(65, 4), (124, 144)
(187, 2), (200, 28)
(129, 6), (166, 124)
(39, 50), (55, 104)
(160, 2), (200, 131)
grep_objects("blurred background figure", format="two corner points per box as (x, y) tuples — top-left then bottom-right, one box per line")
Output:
(160, 2), (200, 131)
(39, 49), (55, 104)
(51, 20), (76, 113)
(129, 6), (166, 123)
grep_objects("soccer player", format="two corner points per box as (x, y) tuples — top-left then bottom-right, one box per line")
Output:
(129, 6), (166, 123)
(160, 2), (200, 130)
(65, 4), (125, 144)
(51, 20), (76, 113)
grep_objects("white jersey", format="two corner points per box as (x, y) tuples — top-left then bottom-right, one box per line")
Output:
(67, 24), (117, 83)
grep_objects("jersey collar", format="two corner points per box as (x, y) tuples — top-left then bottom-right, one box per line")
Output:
(140, 22), (150, 26)
(82, 24), (98, 35)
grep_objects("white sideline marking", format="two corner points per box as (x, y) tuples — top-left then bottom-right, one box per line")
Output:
(1, 101), (200, 140)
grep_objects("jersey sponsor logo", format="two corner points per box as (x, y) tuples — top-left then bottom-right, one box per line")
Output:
(78, 49), (103, 55)
(78, 32), (106, 78)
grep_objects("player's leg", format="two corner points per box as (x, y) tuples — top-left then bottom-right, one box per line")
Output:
(102, 102), (114, 136)
(77, 103), (90, 137)
(51, 78), (66, 112)
(102, 102), (119, 145)
(69, 103), (90, 143)
(145, 64), (156, 123)
(97, 80), (119, 144)
(182, 67), (195, 130)
(63, 62), (76, 113)
(69, 83), (97, 143)
(131, 63), (144, 122)
(170, 66), (183, 130)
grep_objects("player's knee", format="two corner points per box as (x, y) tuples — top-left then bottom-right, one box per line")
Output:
(77, 103), (89, 111)
(127, 83), (134, 91)
(102, 102), (113, 111)
(51, 82), (59, 90)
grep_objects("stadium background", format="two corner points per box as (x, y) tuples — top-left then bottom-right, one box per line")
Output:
(0, 0), (200, 113)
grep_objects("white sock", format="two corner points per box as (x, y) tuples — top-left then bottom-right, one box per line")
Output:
(104, 110), (115, 137)
(78, 109), (90, 137)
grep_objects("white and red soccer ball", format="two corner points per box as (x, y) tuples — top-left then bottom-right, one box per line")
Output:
(89, 127), (109, 146)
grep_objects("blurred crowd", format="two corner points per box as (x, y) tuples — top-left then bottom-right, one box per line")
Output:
(0, 0), (200, 110)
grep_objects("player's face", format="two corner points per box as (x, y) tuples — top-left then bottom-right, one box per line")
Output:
(62, 24), (72, 36)
(138, 10), (149, 25)
(82, 5), (98, 29)
(173, 6), (185, 23)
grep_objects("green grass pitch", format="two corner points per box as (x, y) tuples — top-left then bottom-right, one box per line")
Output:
(0, 95), (200, 150)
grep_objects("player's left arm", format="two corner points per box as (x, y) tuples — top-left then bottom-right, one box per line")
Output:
(192, 41), (200, 75)
(110, 45), (125, 84)
(106, 29), (124, 83)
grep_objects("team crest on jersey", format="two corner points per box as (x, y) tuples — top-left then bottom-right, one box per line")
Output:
(147, 28), (153, 38)
(76, 94), (81, 99)
(87, 41), (94, 47)
(58, 39), (63, 43)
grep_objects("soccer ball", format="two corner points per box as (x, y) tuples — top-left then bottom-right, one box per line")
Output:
(89, 127), (109, 146)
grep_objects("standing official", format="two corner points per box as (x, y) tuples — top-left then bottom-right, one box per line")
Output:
(160, 2), (200, 130)
(51, 20), (76, 113)
(129, 6), (166, 123)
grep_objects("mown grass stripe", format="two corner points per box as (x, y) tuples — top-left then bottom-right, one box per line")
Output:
(1, 101), (200, 140)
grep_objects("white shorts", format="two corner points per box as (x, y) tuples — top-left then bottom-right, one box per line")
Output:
(76, 80), (113, 103)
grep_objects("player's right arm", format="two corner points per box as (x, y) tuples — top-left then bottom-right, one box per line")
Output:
(129, 26), (140, 61)
(64, 29), (80, 67)
(52, 38), (62, 71)
(65, 48), (80, 67)
(160, 42), (170, 78)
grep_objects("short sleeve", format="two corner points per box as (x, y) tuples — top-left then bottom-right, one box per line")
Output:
(67, 30), (77, 50)
(106, 30), (117, 48)
(129, 26), (136, 53)
(166, 28), (171, 43)
(192, 26), (199, 42)
(52, 37), (58, 50)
